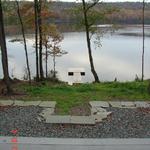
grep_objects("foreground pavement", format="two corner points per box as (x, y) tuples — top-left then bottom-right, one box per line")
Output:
(0, 137), (150, 150)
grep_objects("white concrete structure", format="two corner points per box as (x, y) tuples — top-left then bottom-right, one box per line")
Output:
(68, 68), (85, 85)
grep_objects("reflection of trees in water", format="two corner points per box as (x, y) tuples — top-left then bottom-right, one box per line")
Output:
(119, 33), (150, 37)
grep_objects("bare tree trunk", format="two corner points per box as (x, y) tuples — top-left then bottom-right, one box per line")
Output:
(142, 0), (145, 81)
(0, 0), (12, 94)
(82, 0), (100, 83)
(15, 0), (31, 84)
(53, 54), (56, 78)
(45, 44), (48, 78)
(34, 0), (39, 81)
(37, 0), (44, 80)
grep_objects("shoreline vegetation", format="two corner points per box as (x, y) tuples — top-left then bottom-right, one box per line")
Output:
(3, 1), (150, 35)
(0, 79), (150, 114)
(5, 24), (150, 36)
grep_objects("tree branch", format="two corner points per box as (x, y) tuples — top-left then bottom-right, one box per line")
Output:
(85, 0), (101, 12)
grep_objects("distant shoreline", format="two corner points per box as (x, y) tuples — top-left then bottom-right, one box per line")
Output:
(5, 24), (150, 36)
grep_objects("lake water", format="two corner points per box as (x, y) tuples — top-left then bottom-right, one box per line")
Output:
(0, 25), (150, 82)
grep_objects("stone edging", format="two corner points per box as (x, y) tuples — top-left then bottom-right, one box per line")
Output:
(0, 100), (150, 125)
(0, 100), (56, 108)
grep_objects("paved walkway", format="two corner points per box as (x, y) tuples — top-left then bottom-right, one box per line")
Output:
(0, 137), (150, 150)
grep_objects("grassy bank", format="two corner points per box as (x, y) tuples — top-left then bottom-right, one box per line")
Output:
(1, 80), (150, 114)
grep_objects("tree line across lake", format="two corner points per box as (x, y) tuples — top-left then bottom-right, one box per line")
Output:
(3, 1), (150, 33)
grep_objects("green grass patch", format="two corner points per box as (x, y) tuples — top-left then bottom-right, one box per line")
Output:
(17, 81), (150, 114)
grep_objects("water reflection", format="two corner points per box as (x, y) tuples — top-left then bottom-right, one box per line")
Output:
(0, 26), (150, 82)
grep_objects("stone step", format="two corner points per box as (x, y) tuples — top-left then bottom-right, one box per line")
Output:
(22, 101), (42, 106)
(91, 107), (107, 115)
(121, 101), (136, 108)
(0, 100), (14, 106)
(13, 100), (25, 106)
(109, 101), (122, 108)
(39, 108), (55, 117)
(70, 116), (95, 124)
(90, 101), (150, 108)
(89, 101), (110, 108)
(39, 101), (56, 108)
(134, 101), (150, 108)
(0, 100), (57, 108)
(45, 115), (95, 125)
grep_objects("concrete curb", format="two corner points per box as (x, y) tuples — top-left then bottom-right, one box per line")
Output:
(0, 136), (150, 145)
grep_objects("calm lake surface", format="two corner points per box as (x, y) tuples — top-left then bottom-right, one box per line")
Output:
(0, 25), (150, 82)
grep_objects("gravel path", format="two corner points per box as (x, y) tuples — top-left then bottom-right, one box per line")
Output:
(0, 106), (150, 138)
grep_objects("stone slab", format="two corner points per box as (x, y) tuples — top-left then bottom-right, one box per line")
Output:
(109, 101), (122, 108)
(13, 100), (25, 106)
(95, 107), (107, 112)
(92, 112), (112, 122)
(46, 115), (95, 124)
(71, 116), (95, 124)
(121, 101), (136, 108)
(46, 115), (71, 124)
(39, 108), (55, 118)
(89, 101), (109, 108)
(147, 101), (150, 104)
(39, 101), (56, 108)
(91, 107), (98, 115)
(23, 101), (41, 106)
(92, 115), (103, 123)
(134, 101), (150, 108)
(96, 112), (112, 119)
(0, 100), (14, 106)
(91, 107), (106, 115)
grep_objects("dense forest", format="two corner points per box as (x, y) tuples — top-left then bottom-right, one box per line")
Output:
(2, 1), (150, 34)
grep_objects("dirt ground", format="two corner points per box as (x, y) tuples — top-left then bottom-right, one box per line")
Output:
(69, 103), (91, 116)
(0, 79), (27, 99)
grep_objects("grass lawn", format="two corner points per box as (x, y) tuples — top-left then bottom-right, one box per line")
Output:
(1, 80), (150, 114)
(7, 80), (149, 114)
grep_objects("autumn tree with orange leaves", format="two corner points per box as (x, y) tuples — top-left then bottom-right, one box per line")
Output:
(42, 24), (67, 78)
(18, 0), (59, 80)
